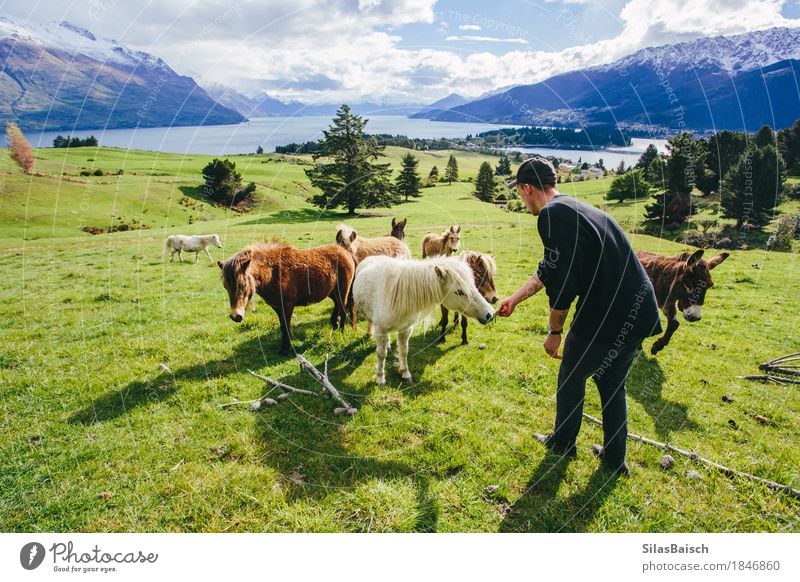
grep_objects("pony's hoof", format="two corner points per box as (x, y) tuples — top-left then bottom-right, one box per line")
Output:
(401, 375), (413, 384)
(461, 339), (468, 346)
(375, 375), (386, 386)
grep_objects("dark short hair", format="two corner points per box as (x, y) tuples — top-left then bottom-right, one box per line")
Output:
(508, 157), (557, 191)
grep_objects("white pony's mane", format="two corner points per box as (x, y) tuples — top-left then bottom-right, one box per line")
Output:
(384, 256), (474, 318)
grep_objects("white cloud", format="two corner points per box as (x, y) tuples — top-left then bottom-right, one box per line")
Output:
(445, 35), (528, 44)
(2, 0), (798, 105)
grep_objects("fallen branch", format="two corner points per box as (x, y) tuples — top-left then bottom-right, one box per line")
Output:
(738, 374), (800, 385)
(519, 387), (800, 499)
(231, 354), (357, 416)
(581, 412), (800, 499)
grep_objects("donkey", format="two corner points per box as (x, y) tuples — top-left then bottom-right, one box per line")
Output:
(422, 225), (461, 258)
(353, 255), (494, 385)
(219, 243), (355, 353)
(335, 224), (412, 264)
(636, 249), (729, 355)
(164, 234), (222, 263)
(438, 251), (499, 345)
(388, 218), (408, 241)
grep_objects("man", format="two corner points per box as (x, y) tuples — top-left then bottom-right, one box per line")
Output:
(498, 157), (662, 475)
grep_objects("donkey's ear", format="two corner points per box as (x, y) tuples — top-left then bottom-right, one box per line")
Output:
(400, 218), (407, 228)
(686, 249), (704, 268)
(392, 217), (397, 227)
(349, 230), (358, 242)
(434, 265), (446, 280)
(455, 225), (461, 233)
(217, 260), (224, 270)
(707, 252), (729, 270)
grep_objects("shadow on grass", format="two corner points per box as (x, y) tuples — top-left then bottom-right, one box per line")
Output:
(237, 208), (340, 226)
(627, 354), (700, 439)
(499, 453), (621, 532)
(251, 370), (439, 531)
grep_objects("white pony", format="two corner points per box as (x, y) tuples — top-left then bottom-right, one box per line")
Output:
(164, 234), (222, 263)
(353, 255), (494, 385)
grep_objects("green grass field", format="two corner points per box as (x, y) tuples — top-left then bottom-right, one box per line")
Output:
(1, 146), (798, 532)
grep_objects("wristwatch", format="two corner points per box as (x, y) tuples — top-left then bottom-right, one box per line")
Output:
(547, 323), (563, 335)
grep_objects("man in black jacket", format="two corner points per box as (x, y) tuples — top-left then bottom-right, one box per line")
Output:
(498, 157), (662, 475)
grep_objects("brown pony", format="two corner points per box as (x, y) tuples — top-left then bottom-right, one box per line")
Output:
(388, 217), (407, 241)
(335, 224), (411, 264)
(219, 243), (355, 353)
(422, 225), (461, 258)
(636, 249), (729, 355)
(438, 251), (499, 344)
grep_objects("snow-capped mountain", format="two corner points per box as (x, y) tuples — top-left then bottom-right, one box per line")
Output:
(595, 26), (800, 74)
(0, 16), (243, 131)
(0, 17), (168, 71)
(433, 26), (800, 132)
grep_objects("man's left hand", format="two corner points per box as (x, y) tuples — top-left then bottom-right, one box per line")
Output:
(543, 333), (562, 359)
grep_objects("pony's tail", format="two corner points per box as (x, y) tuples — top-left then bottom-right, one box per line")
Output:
(163, 236), (174, 259)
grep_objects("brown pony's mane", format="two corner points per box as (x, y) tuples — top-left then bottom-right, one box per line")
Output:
(221, 242), (289, 287)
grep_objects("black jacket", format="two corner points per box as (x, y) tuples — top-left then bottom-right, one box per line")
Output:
(535, 195), (662, 345)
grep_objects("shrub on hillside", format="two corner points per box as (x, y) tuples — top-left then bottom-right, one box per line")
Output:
(766, 215), (799, 252)
(5, 122), (35, 174)
(606, 169), (652, 202)
(201, 158), (256, 207)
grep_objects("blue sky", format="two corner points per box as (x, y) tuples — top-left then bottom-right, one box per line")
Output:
(2, 0), (799, 104)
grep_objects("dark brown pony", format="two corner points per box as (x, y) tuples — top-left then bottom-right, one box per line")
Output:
(636, 249), (729, 355)
(388, 217), (407, 241)
(438, 251), (499, 345)
(219, 243), (355, 353)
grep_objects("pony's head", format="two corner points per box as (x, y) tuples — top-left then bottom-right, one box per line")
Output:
(434, 260), (493, 324)
(211, 234), (222, 248)
(335, 224), (359, 253)
(673, 249), (729, 322)
(218, 252), (255, 322)
(445, 225), (461, 253)
(390, 218), (407, 241)
(462, 251), (498, 304)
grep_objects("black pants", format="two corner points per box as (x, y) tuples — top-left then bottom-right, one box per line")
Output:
(550, 332), (642, 468)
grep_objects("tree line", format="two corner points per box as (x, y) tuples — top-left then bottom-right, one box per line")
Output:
(52, 135), (99, 148)
(606, 120), (800, 233)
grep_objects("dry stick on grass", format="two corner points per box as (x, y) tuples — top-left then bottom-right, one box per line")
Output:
(580, 412), (800, 499)
(520, 387), (800, 499)
(234, 354), (357, 416)
(737, 352), (800, 385)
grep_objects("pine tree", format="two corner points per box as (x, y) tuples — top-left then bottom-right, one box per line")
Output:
(429, 165), (439, 178)
(636, 144), (659, 182)
(615, 160), (626, 175)
(495, 155), (512, 176)
(474, 162), (497, 202)
(395, 153), (421, 202)
(305, 105), (395, 214)
(445, 154), (459, 184)
(706, 130), (747, 193)
(720, 144), (785, 229)
(753, 124), (776, 148)
(778, 119), (800, 171)
(645, 132), (700, 224)
(256, 145), (264, 154)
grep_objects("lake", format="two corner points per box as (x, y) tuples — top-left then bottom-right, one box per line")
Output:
(25, 115), (667, 166)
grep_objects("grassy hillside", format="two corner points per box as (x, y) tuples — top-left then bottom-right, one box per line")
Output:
(1, 147), (798, 532)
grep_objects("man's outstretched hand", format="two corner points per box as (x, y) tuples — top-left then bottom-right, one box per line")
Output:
(497, 297), (516, 317)
(543, 333), (562, 359)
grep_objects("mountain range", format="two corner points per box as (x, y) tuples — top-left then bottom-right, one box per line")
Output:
(0, 17), (244, 131)
(427, 26), (800, 132)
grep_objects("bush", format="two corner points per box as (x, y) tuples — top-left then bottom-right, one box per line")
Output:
(201, 158), (256, 207)
(678, 230), (742, 250)
(606, 169), (652, 202)
(766, 215), (799, 252)
(5, 122), (35, 173)
(784, 182), (800, 200)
